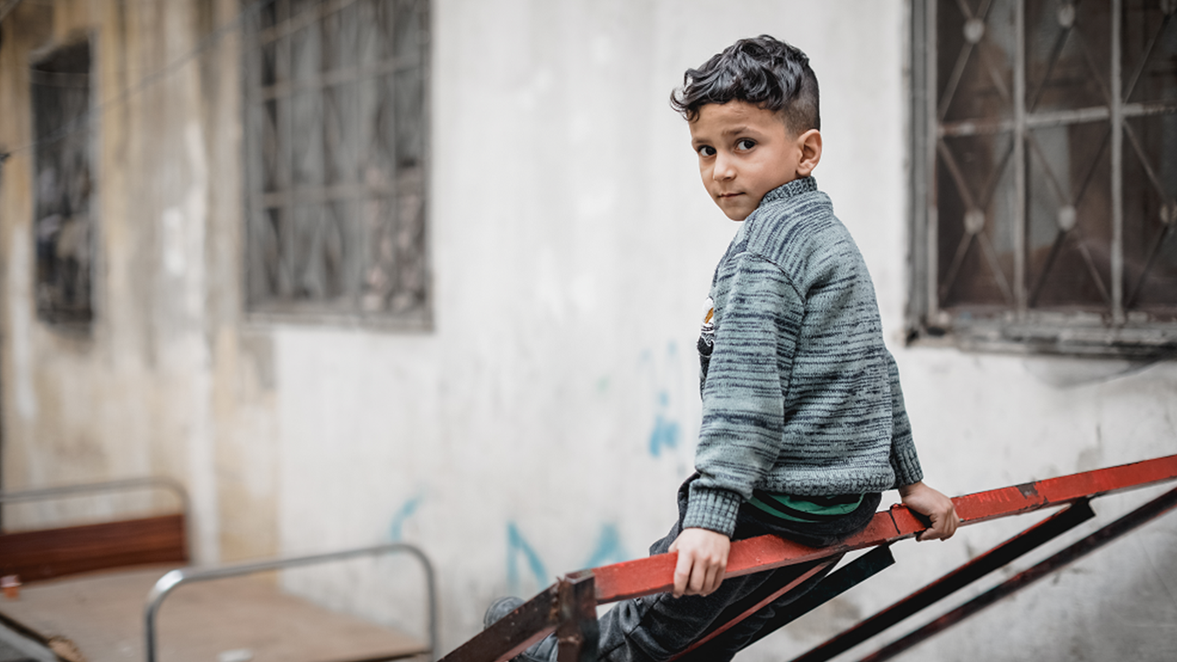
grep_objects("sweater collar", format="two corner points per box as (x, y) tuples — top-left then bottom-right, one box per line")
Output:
(759, 176), (818, 206)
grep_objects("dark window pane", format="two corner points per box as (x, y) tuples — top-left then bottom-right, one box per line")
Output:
(938, 0), (1017, 124)
(1025, 0), (1113, 113)
(937, 132), (1016, 310)
(1026, 121), (1113, 311)
(1123, 0), (1177, 105)
(1124, 113), (1177, 318)
(244, 0), (430, 324)
(31, 40), (93, 327)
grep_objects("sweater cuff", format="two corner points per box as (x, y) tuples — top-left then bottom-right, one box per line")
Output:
(683, 483), (742, 537)
(890, 442), (924, 489)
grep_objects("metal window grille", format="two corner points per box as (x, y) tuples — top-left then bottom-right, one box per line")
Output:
(909, 0), (1177, 356)
(243, 0), (430, 326)
(31, 40), (94, 328)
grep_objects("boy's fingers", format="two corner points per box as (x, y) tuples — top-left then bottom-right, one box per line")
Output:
(704, 565), (723, 595)
(945, 513), (960, 538)
(672, 551), (692, 597)
(937, 508), (959, 539)
(915, 518), (938, 541)
(690, 566), (707, 595)
(669, 530), (730, 595)
(696, 565), (712, 596)
(918, 511), (959, 541)
(678, 556), (719, 596)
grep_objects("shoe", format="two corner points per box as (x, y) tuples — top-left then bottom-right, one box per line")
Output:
(482, 596), (557, 662)
(483, 596), (524, 628)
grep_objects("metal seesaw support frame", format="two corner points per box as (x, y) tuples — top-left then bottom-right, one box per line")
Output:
(439, 454), (1177, 662)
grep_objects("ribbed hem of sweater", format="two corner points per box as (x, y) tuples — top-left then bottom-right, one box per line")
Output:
(683, 483), (743, 537)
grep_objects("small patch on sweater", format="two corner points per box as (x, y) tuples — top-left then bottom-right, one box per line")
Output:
(698, 297), (715, 353)
(698, 297), (715, 387)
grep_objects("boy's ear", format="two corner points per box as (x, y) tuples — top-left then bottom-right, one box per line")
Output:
(795, 129), (822, 178)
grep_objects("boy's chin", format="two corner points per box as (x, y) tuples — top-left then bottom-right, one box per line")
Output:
(714, 195), (757, 221)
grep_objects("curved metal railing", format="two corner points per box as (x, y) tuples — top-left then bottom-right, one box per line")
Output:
(144, 542), (438, 662)
(0, 476), (189, 514)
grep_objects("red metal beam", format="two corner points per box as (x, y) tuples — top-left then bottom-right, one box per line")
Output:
(439, 454), (1177, 662)
(443, 585), (559, 662)
(554, 572), (598, 662)
(591, 454), (1177, 603)
(857, 485), (1177, 662)
(788, 500), (1096, 662)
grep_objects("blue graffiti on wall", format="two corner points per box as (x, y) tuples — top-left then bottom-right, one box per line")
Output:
(389, 494), (424, 541)
(641, 342), (684, 458)
(649, 391), (681, 457)
(583, 523), (631, 568)
(505, 522), (634, 592)
(507, 522), (550, 594)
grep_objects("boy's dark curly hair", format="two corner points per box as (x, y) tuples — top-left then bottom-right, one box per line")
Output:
(670, 35), (820, 134)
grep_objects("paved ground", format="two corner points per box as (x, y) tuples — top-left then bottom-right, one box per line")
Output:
(0, 620), (56, 662)
(0, 566), (427, 662)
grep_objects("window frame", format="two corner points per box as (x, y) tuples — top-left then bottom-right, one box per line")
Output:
(907, 0), (1177, 358)
(241, 0), (432, 330)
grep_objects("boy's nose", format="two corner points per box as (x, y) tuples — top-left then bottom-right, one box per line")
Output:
(713, 153), (736, 180)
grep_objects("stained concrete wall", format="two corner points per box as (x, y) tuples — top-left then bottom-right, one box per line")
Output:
(0, 0), (277, 564)
(1, 1), (1174, 661)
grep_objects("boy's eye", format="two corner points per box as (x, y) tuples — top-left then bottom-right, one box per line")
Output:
(697, 145), (716, 157)
(735, 139), (756, 151)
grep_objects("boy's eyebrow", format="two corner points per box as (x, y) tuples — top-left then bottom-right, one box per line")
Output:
(694, 125), (763, 142)
(721, 125), (755, 136)
(691, 124), (764, 146)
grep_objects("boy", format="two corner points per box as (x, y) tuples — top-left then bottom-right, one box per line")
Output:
(489, 35), (958, 661)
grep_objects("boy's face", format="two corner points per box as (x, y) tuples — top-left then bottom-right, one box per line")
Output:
(688, 100), (816, 221)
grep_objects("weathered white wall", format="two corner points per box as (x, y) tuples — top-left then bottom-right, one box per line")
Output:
(0, 0), (277, 563)
(278, 1), (1177, 658)
(1, 1), (1174, 660)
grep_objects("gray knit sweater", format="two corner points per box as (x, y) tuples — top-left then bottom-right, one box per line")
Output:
(684, 177), (924, 537)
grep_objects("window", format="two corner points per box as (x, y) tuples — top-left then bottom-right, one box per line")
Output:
(31, 39), (94, 328)
(908, 0), (1177, 356)
(243, 0), (430, 326)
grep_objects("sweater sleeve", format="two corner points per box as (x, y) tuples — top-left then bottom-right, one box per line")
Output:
(683, 253), (802, 537)
(885, 350), (924, 488)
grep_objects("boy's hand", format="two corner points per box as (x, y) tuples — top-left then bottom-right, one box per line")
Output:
(668, 527), (730, 597)
(899, 481), (960, 541)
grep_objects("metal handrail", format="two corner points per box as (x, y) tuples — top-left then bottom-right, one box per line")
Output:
(144, 542), (438, 662)
(0, 476), (190, 528)
(0, 476), (189, 510)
